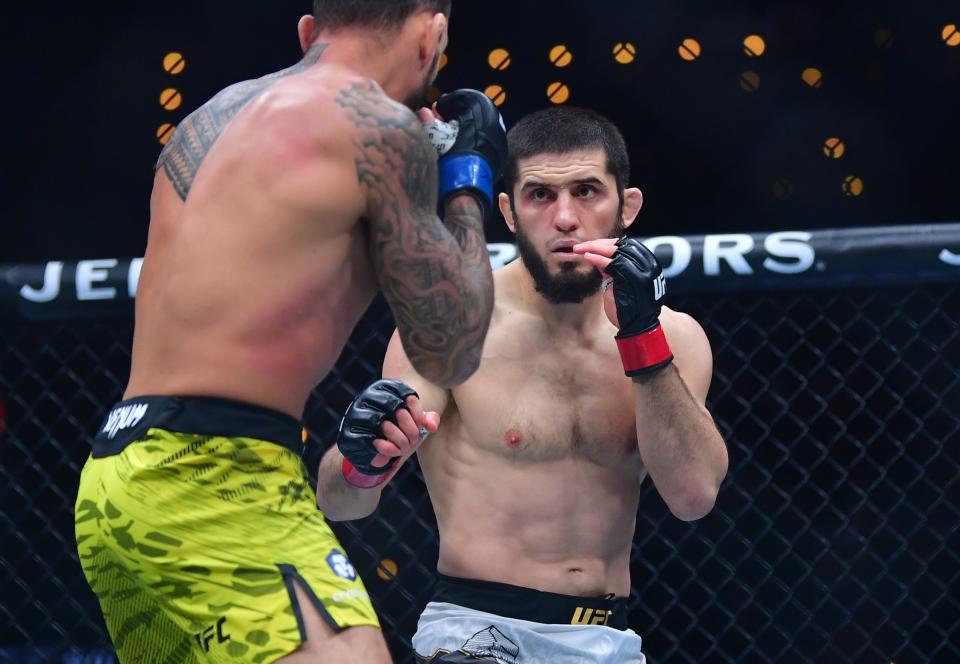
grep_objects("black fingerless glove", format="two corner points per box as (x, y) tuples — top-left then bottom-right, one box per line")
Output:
(338, 379), (418, 488)
(606, 236), (674, 376)
(436, 89), (508, 220)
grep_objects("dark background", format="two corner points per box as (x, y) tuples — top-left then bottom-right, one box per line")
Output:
(5, 0), (959, 263)
(2, 3), (959, 662)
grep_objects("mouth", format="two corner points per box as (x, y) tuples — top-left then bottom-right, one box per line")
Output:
(551, 248), (583, 262)
(550, 240), (581, 256)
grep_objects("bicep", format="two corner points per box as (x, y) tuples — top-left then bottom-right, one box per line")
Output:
(663, 311), (713, 405)
(382, 330), (451, 415)
(335, 83), (465, 347)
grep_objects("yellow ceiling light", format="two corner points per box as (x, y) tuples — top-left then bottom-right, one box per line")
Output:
(943, 24), (960, 47)
(823, 138), (845, 159)
(678, 38), (701, 61)
(163, 52), (185, 75)
(613, 42), (636, 64)
(802, 67), (823, 88)
(550, 45), (573, 67)
(739, 70), (760, 92)
(376, 559), (398, 581)
(156, 124), (175, 145)
(743, 35), (765, 57)
(547, 81), (571, 104)
(487, 48), (511, 71)
(842, 176), (864, 196)
(484, 85), (506, 106)
(159, 88), (182, 111)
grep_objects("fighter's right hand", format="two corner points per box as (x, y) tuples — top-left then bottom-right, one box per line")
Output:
(337, 379), (440, 489)
(435, 89), (508, 220)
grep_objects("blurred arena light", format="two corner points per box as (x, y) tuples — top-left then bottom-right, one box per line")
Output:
(484, 84), (506, 106)
(678, 38), (701, 61)
(743, 34), (765, 57)
(162, 51), (185, 75)
(943, 23), (960, 47)
(156, 123), (175, 146)
(546, 81), (571, 104)
(613, 41), (637, 64)
(549, 44), (573, 68)
(487, 47), (511, 71)
(802, 67), (824, 87)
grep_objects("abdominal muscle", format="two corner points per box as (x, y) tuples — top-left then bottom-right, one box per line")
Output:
(420, 428), (644, 598)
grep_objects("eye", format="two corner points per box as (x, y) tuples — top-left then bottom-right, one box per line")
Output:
(531, 189), (550, 201)
(575, 185), (596, 198)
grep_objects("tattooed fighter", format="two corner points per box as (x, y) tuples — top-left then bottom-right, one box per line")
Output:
(75, 1), (505, 662)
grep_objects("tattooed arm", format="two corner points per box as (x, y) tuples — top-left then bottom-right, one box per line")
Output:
(337, 82), (494, 388)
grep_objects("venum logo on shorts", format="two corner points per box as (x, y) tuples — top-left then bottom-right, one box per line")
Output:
(326, 549), (357, 581)
(194, 617), (230, 652)
(101, 403), (149, 439)
(461, 626), (519, 664)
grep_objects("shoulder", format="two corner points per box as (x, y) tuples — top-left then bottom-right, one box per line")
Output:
(660, 307), (709, 350)
(489, 266), (532, 329)
(323, 75), (433, 194)
(328, 75), (421, 135)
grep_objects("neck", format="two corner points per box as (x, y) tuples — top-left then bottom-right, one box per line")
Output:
(300, 41), (329, 66)
(301, 31), (412, 102)
(507, 262), (606, 332)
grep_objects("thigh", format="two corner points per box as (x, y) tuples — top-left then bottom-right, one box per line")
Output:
(277, 580), (391, 664)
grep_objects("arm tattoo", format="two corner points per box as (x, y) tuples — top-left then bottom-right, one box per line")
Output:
(156, 43), (329, 200)
(336, 82), (493, 386)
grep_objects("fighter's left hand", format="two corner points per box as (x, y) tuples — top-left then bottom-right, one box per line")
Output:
(574, 237), (674, 376)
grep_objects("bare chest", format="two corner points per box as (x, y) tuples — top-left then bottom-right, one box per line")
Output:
(451, 338), (640, 467)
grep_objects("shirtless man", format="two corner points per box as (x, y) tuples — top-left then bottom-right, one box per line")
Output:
(74, 1), (507, 662)
(315, 106), (729, 663)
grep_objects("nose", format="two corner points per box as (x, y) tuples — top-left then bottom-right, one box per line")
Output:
(553, 191), (581, 233)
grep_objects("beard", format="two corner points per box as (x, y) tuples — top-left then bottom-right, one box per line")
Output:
(403, 50), (441, 110)
(515, 206), (626, 305)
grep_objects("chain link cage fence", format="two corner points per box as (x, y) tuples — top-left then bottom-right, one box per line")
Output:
(1, 225), (958, 663)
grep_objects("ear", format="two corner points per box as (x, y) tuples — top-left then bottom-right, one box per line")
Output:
(620, 187), (643, 230)
(297, 15), (316, 53)
(419, 12), (448, 67)
(498, 192), (517, 234)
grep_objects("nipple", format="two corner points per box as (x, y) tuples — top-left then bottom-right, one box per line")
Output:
(504, 428), (523, 447)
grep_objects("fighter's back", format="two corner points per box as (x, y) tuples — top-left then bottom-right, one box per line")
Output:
(127, 62), (386, 417)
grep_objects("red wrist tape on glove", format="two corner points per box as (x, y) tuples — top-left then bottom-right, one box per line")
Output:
(616, 324), (674, 376)
(342, 458), (391, 489)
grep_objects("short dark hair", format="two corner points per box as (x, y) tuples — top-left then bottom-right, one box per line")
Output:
(312, 0), (451, 31)
(504, 106), (630, 201)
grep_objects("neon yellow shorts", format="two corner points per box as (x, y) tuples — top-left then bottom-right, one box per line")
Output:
(75, 396), (379, 663)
